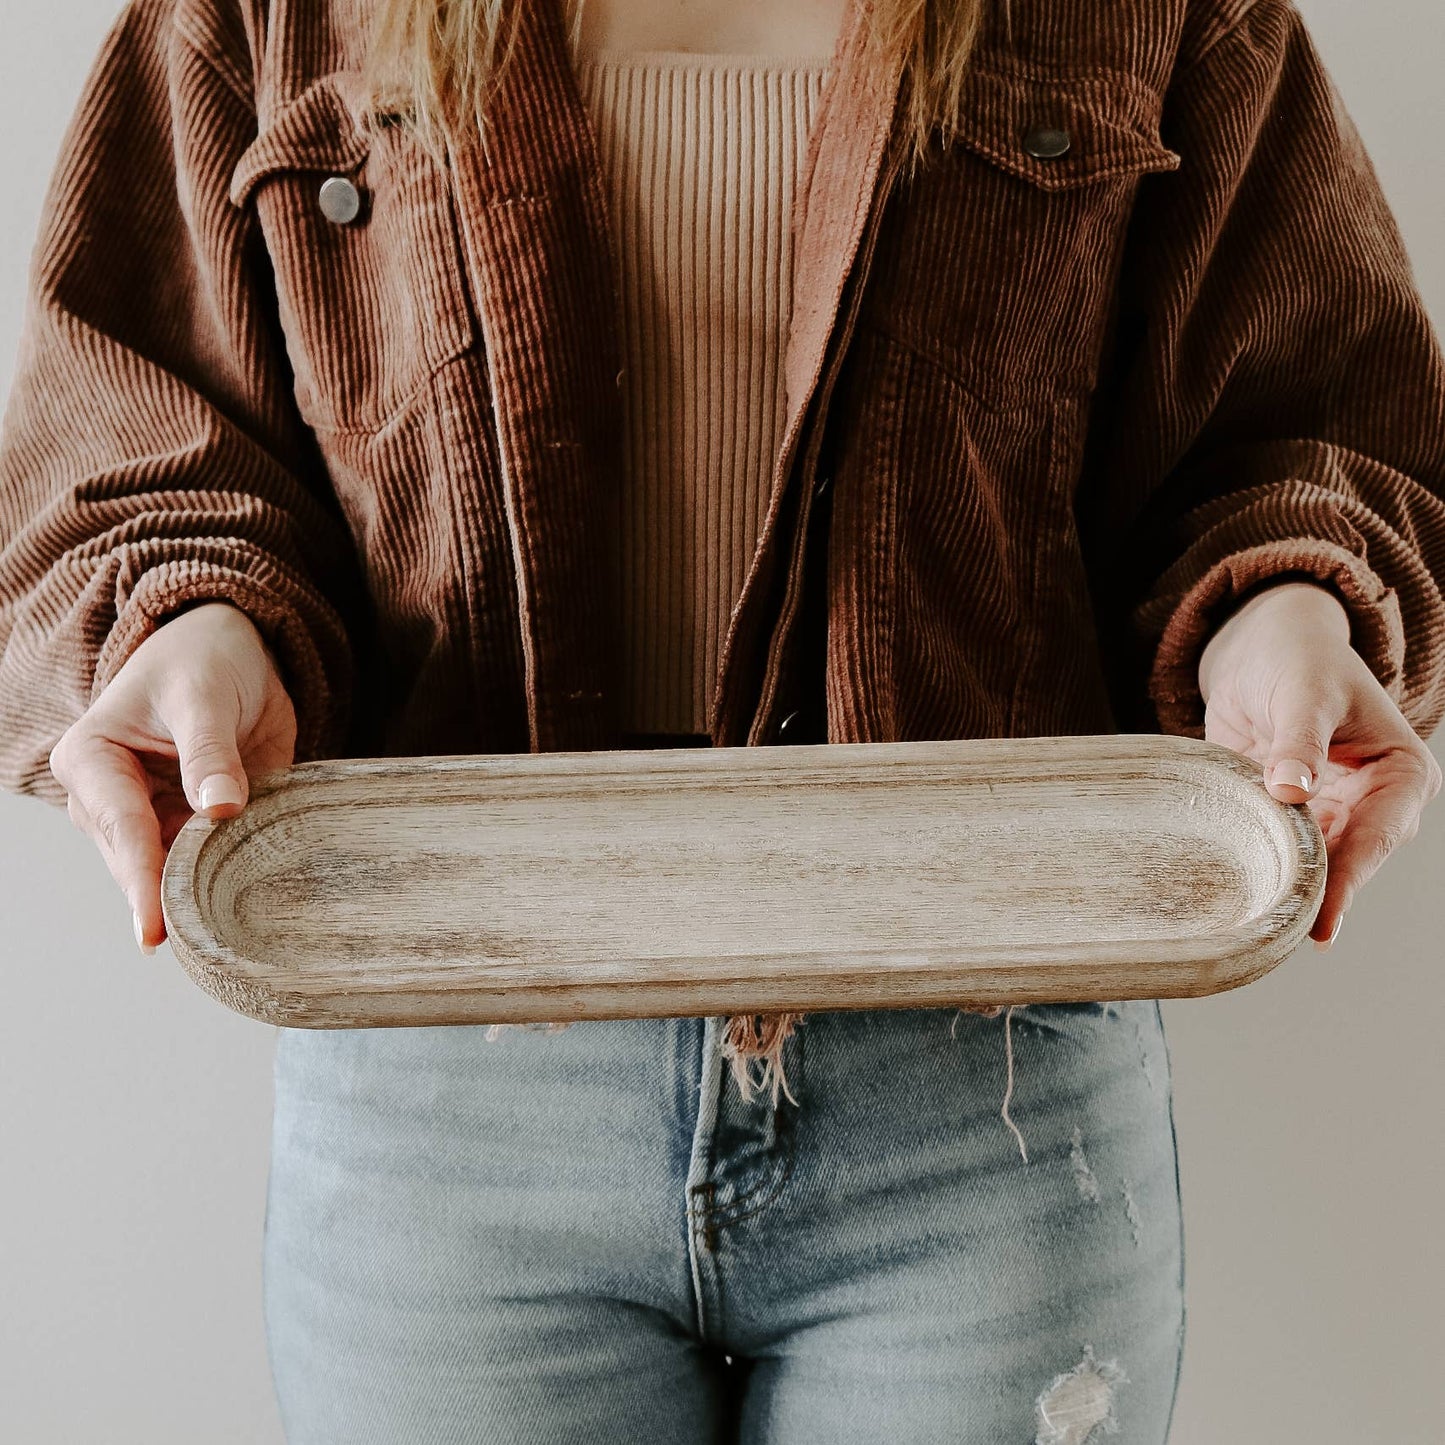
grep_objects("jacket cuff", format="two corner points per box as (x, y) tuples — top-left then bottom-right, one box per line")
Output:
(1143, 538), (1406, 738)
(91, 559), (353, 765)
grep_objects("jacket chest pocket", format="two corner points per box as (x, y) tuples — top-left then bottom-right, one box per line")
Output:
(231, 74), (478, 432)
(857, 56), (1181, 409)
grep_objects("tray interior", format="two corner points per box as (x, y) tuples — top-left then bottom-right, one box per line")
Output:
(189, 751), (1302, 985)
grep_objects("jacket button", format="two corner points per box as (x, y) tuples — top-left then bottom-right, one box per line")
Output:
(318, 176), (363, 224)
(780, 708), (826, 745)
(813, 472), (833, 501)
(1021, 125), (1071, 159)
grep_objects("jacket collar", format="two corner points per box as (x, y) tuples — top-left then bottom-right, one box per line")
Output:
(444, 0), (907, 750)
(776, 0), (908, 434)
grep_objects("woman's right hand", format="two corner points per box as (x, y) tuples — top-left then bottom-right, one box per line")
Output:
(48, 601), (298, 954)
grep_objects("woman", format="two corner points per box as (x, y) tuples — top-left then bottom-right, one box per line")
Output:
(2, 0), (1442, 1439)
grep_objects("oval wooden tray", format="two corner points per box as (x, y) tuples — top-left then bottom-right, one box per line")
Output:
(159, 734), (1326, 1028)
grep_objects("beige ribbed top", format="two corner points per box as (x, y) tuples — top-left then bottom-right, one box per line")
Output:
(572, 48), (833, 734)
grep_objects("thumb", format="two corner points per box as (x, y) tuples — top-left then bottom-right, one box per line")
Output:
(1263, 696), (1336, 803)
(168, 688), (250, 817)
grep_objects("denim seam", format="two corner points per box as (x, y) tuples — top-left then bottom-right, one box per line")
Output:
(684, 1016), (728, 1339)
(707, 1139), (799, 1229)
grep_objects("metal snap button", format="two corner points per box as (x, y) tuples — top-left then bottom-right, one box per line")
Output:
(1021, 125), (1071, 159)
(776, 707), (823, 744)
(318, 176), (363, 224)
(776, 708), (804, 743)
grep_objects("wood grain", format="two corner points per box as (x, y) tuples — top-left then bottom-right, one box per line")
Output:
(159, 734), (1326, 1028)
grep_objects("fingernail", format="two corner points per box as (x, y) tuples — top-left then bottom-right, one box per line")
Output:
(198, 774), (245, 812)
(1270, 759), (1314, 794)
(134, 910), (156, 956)
(1312, 914), (1344, 951)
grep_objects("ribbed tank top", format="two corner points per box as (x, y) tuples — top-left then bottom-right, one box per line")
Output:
(571, 48), (833, 735)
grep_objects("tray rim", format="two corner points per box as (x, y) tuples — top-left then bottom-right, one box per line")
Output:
(160, 733), (1327, 1028)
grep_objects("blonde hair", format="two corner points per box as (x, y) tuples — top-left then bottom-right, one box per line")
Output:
(364, 0), (994, 180)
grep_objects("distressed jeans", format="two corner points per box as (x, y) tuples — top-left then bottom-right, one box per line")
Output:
(263, 1000), (1185, 1443)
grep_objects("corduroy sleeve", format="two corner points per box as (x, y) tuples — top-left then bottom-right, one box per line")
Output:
(1099, 0), (1445, 741)
(0, 0), (364, 806)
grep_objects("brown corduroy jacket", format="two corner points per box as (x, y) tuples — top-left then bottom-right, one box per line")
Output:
(2, 0), (1445, 1094)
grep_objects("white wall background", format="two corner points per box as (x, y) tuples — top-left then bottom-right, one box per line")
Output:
(1, 2), (1441, 1441)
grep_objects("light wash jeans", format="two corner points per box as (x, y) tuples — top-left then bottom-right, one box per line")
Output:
(263, 1001), (1185, 1443)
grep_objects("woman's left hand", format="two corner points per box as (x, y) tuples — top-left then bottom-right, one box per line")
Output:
(1196, 578), (1442, 949)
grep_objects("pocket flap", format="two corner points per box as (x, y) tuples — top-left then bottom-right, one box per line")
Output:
(230, 73), (375, 209)
(952, 59), (1181, 190)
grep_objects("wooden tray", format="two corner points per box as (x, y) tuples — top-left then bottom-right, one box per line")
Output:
(159, 734), (1325, 1028)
